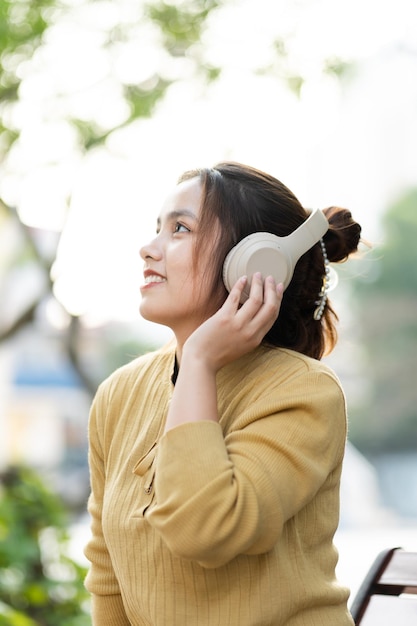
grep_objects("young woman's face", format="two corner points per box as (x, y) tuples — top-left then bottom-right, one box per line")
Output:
(139, 177), (220, 341)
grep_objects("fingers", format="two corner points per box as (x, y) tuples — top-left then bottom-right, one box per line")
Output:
(264, 275), (284, 306)
(222, 275), (248, 311)
(229, 274), (281, 347)
(199, 274), (283, 366)
(247, 272), (264, 309)
(244, 273), (283, 317)
(223, 273), (283, 324)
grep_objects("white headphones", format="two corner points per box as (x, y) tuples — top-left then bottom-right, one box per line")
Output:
(222, 209), (329, 302)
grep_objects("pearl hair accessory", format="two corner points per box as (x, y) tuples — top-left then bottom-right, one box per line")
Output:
(313, 238), (338, 321)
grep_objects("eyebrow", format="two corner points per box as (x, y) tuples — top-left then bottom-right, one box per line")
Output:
(156, 209), (199, 228)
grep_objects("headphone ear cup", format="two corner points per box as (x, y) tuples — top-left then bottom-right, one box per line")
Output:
(223, 233), (291, 303)
(222, 210), (328, 304)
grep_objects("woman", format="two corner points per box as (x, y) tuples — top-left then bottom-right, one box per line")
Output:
(84, 162), (361, 625)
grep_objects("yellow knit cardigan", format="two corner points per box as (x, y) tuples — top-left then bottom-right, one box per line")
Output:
(84, 343), (354, 625)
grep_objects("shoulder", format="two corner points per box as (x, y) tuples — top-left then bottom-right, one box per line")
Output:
(272, 347), (342, 384)
(268, 350), (346, 426)
(265, 347), (345, 403)
(218, 346), (346, 422)
(229, 345), (342, 389)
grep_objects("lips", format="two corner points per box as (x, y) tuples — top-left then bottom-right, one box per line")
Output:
(142, 269), (166, 288)
(144, 275), (166, 284)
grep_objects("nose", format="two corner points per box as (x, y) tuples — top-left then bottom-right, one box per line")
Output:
(140, 235), (162, 261)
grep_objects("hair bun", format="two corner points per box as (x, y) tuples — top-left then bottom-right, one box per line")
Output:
(322, 206), (361, 263)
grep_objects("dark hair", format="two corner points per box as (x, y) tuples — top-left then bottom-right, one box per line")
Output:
(179, 161), (361, 360)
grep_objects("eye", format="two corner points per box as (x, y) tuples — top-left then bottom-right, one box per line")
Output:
(174, 222), (190, 233)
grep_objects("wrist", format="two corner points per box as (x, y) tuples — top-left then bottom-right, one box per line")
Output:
(181, 341), (219, 376)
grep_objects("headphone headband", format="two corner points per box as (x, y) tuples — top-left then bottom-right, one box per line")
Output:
(285, 209), (329, 261)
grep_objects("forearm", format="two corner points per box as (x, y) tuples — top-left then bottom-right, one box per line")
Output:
(164, 349), (219, 432)
(148, 420), (270, 568)
(164, 275), (283, 434)
(148, 366), (346, 567)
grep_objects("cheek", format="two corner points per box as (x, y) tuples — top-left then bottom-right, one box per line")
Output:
(209, 283), (229, 314)
(193, 267), (226, 315)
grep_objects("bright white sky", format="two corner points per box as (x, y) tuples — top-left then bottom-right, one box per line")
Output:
(2, 0), (417, 340)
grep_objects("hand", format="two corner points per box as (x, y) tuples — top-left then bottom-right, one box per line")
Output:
(165, 274), (283, 433)
(183, 273), (284, 373)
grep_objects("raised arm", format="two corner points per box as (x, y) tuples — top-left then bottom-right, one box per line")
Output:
(146, 274), (346, 568)
(147, 364), (347, 568)
(164, 273), (283, 432)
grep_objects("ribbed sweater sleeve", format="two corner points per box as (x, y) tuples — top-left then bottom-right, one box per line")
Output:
(84, 382), (130, 624)
(90, 593), (131, 625)
(146, 367), (346, 568)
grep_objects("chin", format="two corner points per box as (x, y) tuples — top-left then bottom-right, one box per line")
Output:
(139, 304), (155, 323)
(139, 303), (169, 327)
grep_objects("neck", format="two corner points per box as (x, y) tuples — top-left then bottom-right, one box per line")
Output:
(171, 322), (202, 366)
(175, 341), (184, 365)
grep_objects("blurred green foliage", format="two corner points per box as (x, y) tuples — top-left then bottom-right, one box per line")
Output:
(0, 0), (223, 158)
(0, 466), (90, 625)
(145, 0), (220, 55)
(348, 189), (417, 453)
(0, 0), (57, 155)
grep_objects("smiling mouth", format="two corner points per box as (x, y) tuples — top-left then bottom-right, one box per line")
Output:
(144, 275), (166, 284)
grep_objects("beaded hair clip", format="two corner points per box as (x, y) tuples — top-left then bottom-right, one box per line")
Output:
(313, 238), (338, 321)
